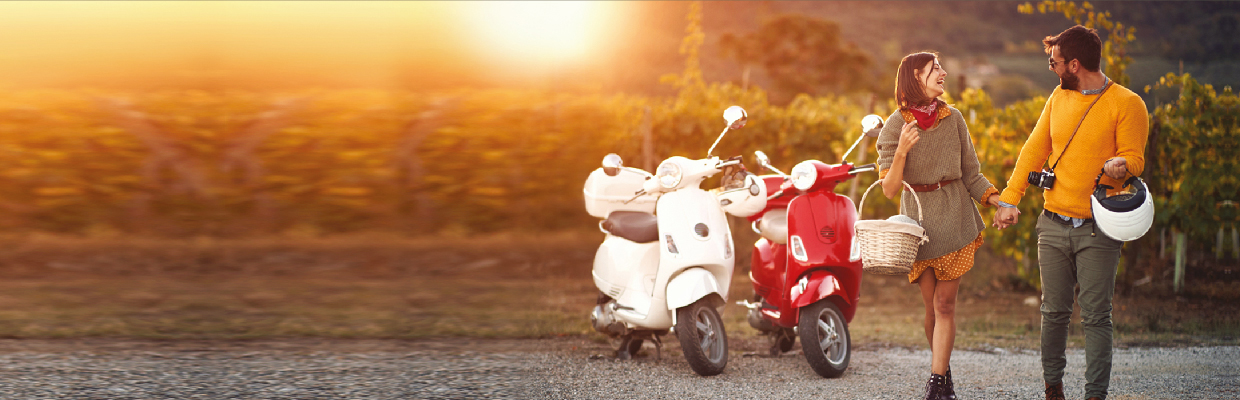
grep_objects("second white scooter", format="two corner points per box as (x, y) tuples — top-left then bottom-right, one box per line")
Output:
(583, 106), (767, 376)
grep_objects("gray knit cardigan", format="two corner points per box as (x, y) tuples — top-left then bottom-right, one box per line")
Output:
(875, 107), (996, 261)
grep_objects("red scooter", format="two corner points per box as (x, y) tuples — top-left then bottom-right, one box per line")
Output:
(738, 115), (883, 378)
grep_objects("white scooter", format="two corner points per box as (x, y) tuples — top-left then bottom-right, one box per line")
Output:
(582, 106), (767, 376)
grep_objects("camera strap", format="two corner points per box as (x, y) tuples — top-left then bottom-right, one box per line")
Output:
(1049, 79), (1112, 172)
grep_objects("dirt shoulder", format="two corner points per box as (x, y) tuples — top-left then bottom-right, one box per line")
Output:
(0, 234), (1230, 347)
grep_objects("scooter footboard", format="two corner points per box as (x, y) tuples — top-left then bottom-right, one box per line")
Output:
(666, 268), (724, 310)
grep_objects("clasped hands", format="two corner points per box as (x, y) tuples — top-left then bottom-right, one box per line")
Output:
(990, 159), (1127, 230)
(993, 205), (1020, 230)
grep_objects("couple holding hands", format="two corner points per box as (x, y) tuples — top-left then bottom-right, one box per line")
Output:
(876, 25), (1149, 400)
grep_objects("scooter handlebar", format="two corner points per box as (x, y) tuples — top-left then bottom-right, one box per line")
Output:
(849, 163), (877, 175)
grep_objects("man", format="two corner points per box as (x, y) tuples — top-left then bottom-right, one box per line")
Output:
(993, 25), (1149, 400)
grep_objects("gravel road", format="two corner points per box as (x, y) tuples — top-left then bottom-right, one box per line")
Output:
(0, 338), (1232, 399)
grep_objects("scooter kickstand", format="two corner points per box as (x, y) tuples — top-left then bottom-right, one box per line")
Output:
(651, 334), (663, 360)
(615, 336), (634, 360)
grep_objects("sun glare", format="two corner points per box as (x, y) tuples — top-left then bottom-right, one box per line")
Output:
(463, 1), (598, 64)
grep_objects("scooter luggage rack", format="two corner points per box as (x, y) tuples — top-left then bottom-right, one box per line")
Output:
(854, 180), (929, 276)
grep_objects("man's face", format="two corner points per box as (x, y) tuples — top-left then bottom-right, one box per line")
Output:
(1049, 46), (1080, 91)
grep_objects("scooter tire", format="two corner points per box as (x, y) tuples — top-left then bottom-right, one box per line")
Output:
(798, 299), (851, 378)
(675, 299), (728, 376)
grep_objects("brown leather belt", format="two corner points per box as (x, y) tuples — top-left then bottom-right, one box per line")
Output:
(907, 179), (957, 192)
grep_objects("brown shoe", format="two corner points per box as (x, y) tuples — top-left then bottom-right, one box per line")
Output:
(924, 373), (949, 400)
(1044, 382), (1065, 400)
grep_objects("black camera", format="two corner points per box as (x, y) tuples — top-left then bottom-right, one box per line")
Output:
(1028, 169), (1056, 190)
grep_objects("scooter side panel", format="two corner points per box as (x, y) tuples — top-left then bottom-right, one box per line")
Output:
(654, 188), (734, 308)
(593, 236), (671, 328)
(748, 238), (787, 305)
(592, 236), (659, 297)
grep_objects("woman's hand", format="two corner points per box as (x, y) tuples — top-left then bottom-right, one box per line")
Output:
(896, 122), (920, 157)
(993, 206), (1020, 229)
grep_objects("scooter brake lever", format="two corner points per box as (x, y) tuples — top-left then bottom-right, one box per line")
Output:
(848, 163), (877, 175)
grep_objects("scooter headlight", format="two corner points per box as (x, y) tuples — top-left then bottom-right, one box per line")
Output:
(656, 161), (683, 189)
(790, 161), (818, 191)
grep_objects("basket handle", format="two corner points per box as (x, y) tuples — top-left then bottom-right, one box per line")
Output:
(857, 180), (924, 223)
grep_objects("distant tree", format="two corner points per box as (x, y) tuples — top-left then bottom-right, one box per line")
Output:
(1019, 1), (1136, 87)
(720, 14), (874, 98)
(1164, 13), (1240, 63)
(718, 30), (761, 90)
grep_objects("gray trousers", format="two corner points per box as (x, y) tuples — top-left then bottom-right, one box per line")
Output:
(1036, 213), (1123, 400)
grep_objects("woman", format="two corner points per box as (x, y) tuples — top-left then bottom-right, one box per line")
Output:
(875, 52), (1003, 400)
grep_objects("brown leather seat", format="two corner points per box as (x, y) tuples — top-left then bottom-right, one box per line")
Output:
(603, 211), (659, 243)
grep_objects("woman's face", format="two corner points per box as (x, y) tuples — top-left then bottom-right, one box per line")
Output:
(918, 58), (947, 99)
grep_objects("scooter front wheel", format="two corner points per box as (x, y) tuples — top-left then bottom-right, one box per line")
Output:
(798, 299), (851, 378)
(675, 299), (727, 376)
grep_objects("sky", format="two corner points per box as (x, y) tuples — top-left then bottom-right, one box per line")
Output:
(0, 1), (627, 90)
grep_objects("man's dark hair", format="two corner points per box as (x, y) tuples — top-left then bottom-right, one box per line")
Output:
(1043, 25), (1102, 72)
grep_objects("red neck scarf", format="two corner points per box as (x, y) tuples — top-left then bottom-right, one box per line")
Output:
(907, 102), (938, 130)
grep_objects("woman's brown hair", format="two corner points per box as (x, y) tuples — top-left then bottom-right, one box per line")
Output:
(895, 52), (940, 110)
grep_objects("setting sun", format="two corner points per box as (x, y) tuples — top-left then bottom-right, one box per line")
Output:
(461, 1), (601, 64)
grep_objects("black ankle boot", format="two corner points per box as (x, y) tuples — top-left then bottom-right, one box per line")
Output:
(943, 368), (957, 400)
(924, 373), (948, 400)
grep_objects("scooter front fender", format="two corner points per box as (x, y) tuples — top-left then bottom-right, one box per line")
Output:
(666, 268), (723, 310)
(789, 272), (850, 311)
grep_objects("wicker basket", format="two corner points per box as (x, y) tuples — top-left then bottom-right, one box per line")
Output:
(853, 180), (930, 276)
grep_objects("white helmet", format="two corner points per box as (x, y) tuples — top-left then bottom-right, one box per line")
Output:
(717, 170), (767, 218)
(1090, 172), (1154, 242)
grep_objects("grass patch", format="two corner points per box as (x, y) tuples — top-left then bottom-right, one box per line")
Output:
(0, 233), (1231, 349)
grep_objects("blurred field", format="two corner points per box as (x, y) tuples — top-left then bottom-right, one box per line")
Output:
(0, 233), (1232, 351)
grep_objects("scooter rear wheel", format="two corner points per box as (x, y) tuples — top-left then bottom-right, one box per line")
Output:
(798, 299), (851, 378)
(675, 299), (727, 376)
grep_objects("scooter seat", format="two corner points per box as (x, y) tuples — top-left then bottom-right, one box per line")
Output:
(603, 211), (659, 243)
(758, 208), (788, 244)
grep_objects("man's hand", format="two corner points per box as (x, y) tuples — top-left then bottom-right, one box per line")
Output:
(993, 206), (1021, 229)
(1104, 158), (1128, 180)
(896, 122), (920, 157)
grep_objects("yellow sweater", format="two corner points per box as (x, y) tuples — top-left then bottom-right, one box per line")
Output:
(1000, 82), (1149, 219)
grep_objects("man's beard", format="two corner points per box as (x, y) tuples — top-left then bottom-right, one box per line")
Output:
(1059, 70), (1080, 91)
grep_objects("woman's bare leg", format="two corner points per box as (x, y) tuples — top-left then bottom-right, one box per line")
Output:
(931, 277), (961, 375)
(916, 269), (938, 346)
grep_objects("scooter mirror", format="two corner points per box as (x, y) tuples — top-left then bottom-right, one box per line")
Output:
(723, 106), (748, 130)
(861, 114), (884, 137)
(754, 151), (771, 168)
(601, 153), (623, 176)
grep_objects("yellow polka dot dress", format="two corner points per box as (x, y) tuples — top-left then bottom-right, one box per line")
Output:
(907, 232), (984, 283)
